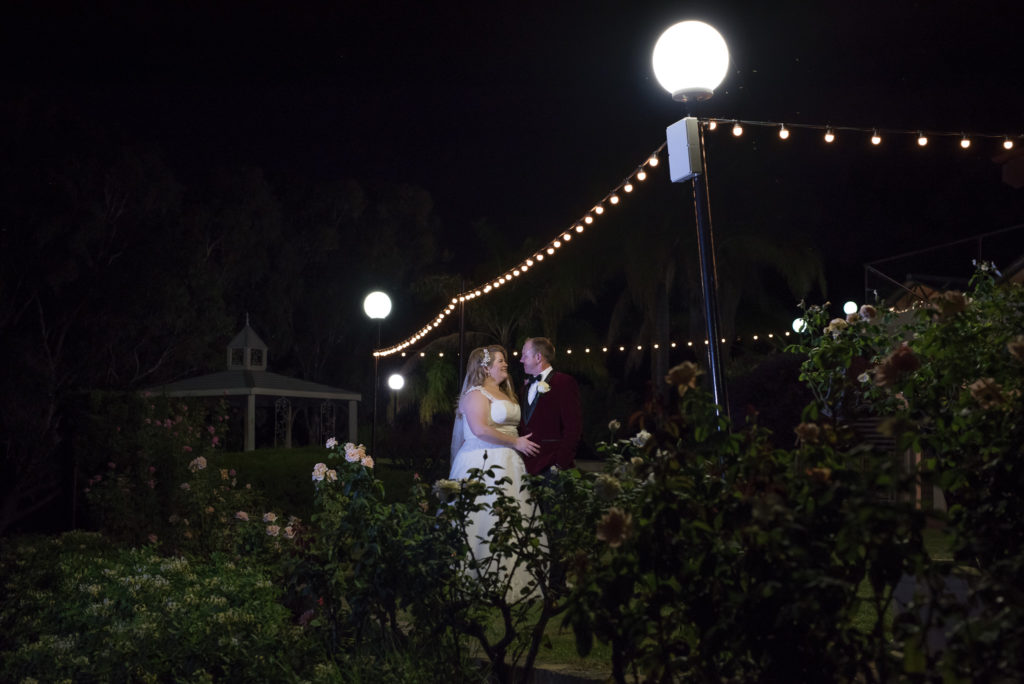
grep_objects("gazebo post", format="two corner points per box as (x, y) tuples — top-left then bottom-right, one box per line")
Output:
(285, 402), (293, 448)
(245, 393), (256, 452)
(348, 399), (358, 444)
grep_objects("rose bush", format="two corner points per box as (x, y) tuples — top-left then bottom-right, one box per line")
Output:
(788, 263), (1024, 679)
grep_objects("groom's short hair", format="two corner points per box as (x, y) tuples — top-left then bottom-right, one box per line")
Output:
(528, 337), (555, 363)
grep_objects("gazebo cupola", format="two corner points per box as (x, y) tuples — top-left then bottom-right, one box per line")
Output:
(227, 316), (268, 371)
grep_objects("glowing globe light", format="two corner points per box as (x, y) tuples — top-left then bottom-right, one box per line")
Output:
(792, 318), (808, 333)
(363, 291), (392, 319)
(843, 301), (858, 315)
(652, 21), (730, 101)
(387, 374), (404, 390)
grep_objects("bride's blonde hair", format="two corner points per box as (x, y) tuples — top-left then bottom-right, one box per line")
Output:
(456, 345), (518, 412)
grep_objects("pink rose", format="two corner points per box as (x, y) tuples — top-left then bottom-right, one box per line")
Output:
(183, 445), (192, 452)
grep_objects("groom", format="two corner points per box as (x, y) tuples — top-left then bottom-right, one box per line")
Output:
(518, 337), (582, 475)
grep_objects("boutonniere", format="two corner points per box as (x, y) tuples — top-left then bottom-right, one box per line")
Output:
(536, 381), (551, 395)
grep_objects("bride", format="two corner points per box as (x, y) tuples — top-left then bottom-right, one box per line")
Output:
(449, 344), (542, 597)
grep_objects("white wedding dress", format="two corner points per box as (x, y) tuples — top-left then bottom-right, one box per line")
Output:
(449, 385), (542, 599)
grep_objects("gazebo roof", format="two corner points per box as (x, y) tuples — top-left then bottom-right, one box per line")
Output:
(146, 320), (361, 451)
(150, 369), (361, 402)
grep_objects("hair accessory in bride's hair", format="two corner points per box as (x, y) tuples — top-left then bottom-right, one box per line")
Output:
(480, 348), (491, 367)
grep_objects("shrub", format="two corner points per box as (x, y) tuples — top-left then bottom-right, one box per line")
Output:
(790, 263), (1024, 679)
(0, 531), (327, 682)
(565, 384), (928, 683)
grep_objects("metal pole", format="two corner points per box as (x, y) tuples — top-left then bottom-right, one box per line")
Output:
(371, 323), (380, 456)
(691, 122), (729, 418)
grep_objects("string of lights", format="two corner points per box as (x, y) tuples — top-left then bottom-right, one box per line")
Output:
(706, 118), (1021, 149)
(392, 331), (796, 358)
(373, 143), (667, 357)
(375, 117), (1021, 358)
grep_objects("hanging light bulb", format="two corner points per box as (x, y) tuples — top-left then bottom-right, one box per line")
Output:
(637, 170), (647, 181)
(824, 127), (835, 143)
(594, 205), (604, 214)
(584, 215), (594, 224)
(960, 135), (971, 149)
(562, 233), (571, 241)
(732, 121), (743, 136)
(624, 182), (634, 193)
(574, 224), (584, 233)
(648, 155), (659, 166)
(917, 132), (928, 146)
(778, 124), (789, 140)
(707, 120), (718, 131)
(870, 129), (881, 145)
(1004, 138), (1014, 150)
(610, 194), (620, 204)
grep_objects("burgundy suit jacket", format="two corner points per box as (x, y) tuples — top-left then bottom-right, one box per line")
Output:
(518, 370), (582, 475)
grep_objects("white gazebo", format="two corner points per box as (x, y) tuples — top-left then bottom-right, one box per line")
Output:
(149, 320), (361, 451)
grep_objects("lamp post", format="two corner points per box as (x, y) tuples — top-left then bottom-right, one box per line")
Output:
(363, 291), (392, 457)
(387, 373), (405, 422)
(653, 20), (730, 416)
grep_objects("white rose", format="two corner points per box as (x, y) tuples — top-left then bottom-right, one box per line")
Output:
(630, 430), (652, 448)
(536, 381), (551, 394)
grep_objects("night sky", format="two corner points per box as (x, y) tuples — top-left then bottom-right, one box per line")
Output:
(4, 0), (1024, 345)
